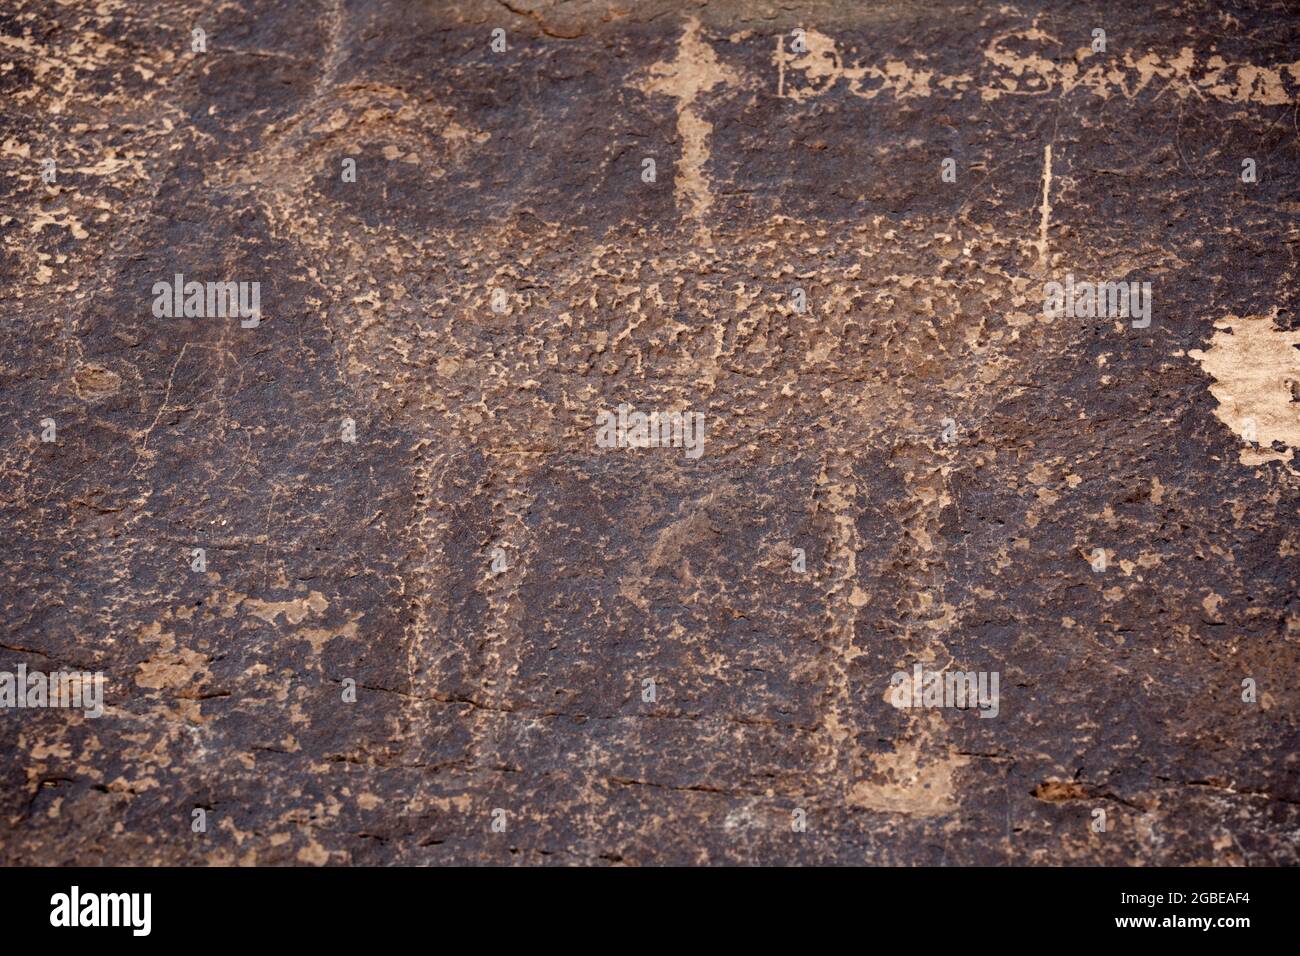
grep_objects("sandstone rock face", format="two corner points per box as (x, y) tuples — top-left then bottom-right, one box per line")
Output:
(2, 0), (1298, 865)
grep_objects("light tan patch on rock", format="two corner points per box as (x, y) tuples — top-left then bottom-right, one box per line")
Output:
(1189, 311), (1300, 469)
(848, 743), (969, 816)
(1034, 779), (1090, 801)
(295, 611), (361, 656)
(244, 591), (329, 625)
(135, 646), (208, 690)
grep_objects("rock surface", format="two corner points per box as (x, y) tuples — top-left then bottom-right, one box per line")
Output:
(1, 0), (1298, 865)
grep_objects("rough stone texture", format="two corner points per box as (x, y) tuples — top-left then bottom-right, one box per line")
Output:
(1, 0), (1298, 865)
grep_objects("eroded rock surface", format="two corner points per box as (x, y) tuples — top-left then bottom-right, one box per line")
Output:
(1, 0), (1298, 865)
